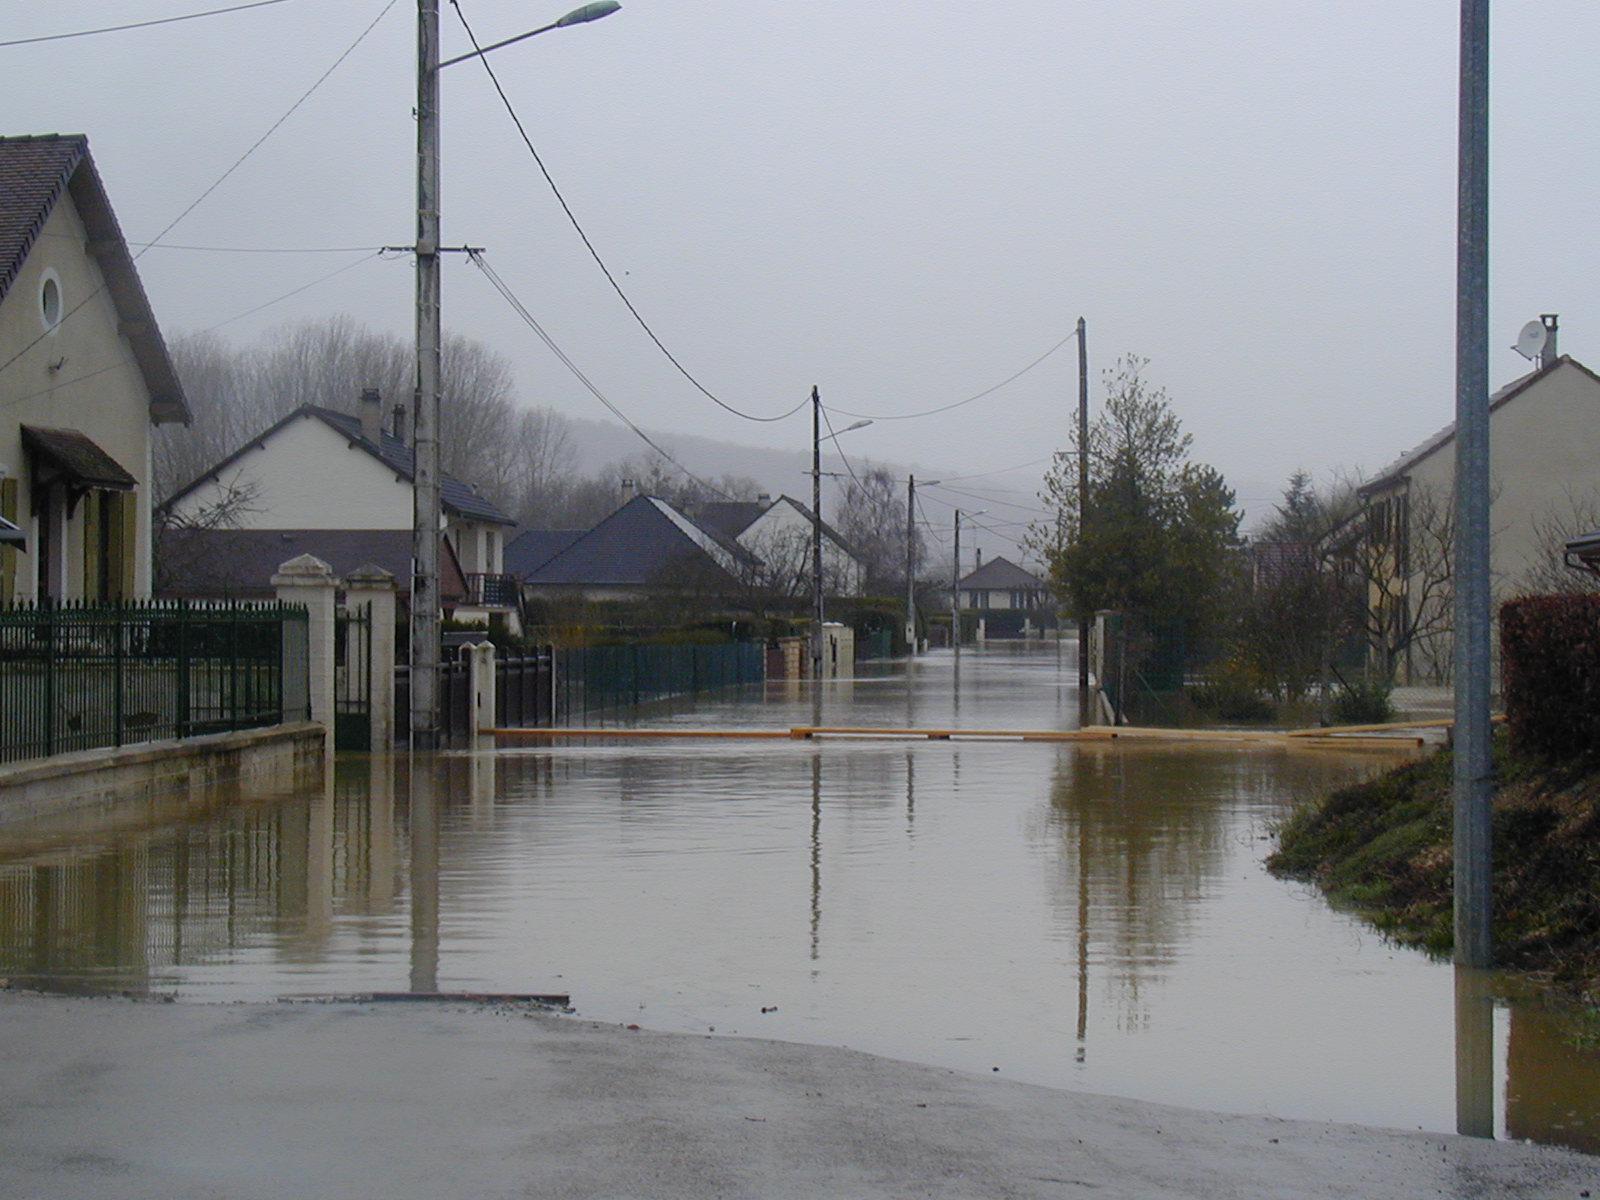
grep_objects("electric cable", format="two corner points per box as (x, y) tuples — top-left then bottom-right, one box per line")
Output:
(468, 251), (732, 500)
(0, 0), (291, 48)
(201, 251), (387, 332)
(921, 481), (1052, 518)
(0, 0), (398, 380)
(450, 0), (807, 427)
(825, 328), (1079, 422)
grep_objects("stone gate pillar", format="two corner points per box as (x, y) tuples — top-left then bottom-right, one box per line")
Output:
(345, 563), (397, 752)
(273, 554), (337, 751)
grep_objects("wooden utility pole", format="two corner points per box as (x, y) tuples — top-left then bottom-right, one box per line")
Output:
(906, 475), (918, 655)
(811, 386), (824, 724)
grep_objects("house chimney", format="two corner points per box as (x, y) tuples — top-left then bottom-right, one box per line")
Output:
(392, 404), (407, 445)
(621, 477), (637, 503)
(757, 493), (771, 506)
(976, 548), (983, 570)
(1540, 313), (1560, 371)
(359, 388), (382, 443)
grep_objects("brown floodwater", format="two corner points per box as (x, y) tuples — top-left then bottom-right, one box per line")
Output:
(1, 644), (1597, 1155)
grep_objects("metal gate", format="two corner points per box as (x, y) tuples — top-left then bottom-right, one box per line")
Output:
(334, 601), (372, 751)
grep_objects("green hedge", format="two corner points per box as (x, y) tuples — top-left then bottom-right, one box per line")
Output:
(1500, 594), (1600, 762)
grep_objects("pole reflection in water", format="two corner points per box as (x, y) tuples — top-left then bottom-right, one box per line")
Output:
(1454, 966), (1496, 1139)
(810, 753), (822, 964)
(905, 751), (915, 835)
(408, 758), (440, 995)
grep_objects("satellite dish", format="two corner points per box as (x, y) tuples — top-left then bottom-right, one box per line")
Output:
(1512, 319), (1548, 361)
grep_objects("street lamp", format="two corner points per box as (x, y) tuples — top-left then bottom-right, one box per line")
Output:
(809, 388), (871, 720)
(905, 476), (938, 656)
(951, 508), (986, 667)
(411, 0), (620, 749)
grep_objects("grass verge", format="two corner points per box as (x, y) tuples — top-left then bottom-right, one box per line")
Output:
(1268, 736), (1600, 999)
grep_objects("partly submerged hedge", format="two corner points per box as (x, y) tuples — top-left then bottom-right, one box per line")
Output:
(1501, 595), (1600, 763)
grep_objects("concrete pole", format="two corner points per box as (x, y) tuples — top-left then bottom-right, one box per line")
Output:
(811, 385), (824, 725)
(1076, 316), (1091, 728)
(906, 475), (917, 655)
(1453, 0), (1493, 969)
(411, 0), (444, 749)
(951, 510), (961, 666)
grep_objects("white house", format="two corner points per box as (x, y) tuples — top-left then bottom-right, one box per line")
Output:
(1354, 348), (1600, 682)
(159, 394), (518, 626)
(0, 134), (190, 603)
(697, 495), (866, 597)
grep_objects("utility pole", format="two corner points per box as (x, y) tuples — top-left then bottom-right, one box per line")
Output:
(411, 0), (443, 749)
(1076, 316), (1090, 728)
(811, 385), (825, 722)
(951, 509), (961, 667)
(1453, 0), (1492, 968)
(906, 475), (917, 655)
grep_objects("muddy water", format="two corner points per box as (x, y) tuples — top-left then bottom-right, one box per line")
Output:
(2, 645), (1597, 1154)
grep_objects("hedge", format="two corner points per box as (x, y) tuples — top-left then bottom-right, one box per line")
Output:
(1500, 594), (1600, 762)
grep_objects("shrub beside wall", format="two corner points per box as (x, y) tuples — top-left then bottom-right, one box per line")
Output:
(1500, 594), (1600, 761)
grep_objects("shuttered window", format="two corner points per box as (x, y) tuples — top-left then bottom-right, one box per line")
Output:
(0, 478), (17, 603)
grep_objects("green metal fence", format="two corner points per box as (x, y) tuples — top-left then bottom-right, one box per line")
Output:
(0, 599), (309, 764)
(554, 642), (764, 725)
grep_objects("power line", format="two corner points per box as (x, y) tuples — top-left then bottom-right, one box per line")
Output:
(468, 251), (732, 500)
(0, 0), (398, 381)
(0, 0), (291, 48)
(131, 241), (384, 254)
(201, 251), (387, 332)
(450, 0), (807, 427)
(826, 328), (1079, 423)
(137, 0), (399, 259)
(920, 482), (1051, 518)
(938, 453), (1057, 483)
(818, 404), (865, 496)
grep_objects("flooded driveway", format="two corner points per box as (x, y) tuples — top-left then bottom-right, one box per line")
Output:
(2, 644), (1596, 1154)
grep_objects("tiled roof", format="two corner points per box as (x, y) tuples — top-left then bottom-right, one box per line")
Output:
(0, 134), (188, 424)
(0, 134), (83, 304)
(696, 500), (769, 538)
(1360, 356), (1600, 495)
(504, 528), (584, 578)
(156, 528), (467, 601)
(312, 407), (514, 525)
(525, 496), (746, 587)
(957, 556), (1046, 590)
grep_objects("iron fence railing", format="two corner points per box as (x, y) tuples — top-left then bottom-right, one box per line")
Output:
(0, 599), (309, 765)
(464, 572), (520, 609)
(554, 642), (764, 725)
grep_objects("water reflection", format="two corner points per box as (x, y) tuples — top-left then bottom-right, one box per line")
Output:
(0, 647), (1598, 1155)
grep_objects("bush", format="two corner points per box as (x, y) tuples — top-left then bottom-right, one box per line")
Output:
(1330, 678), (1395, 724)
(1188, 674), (1274, 722)
(1501, 594), (1600, 762)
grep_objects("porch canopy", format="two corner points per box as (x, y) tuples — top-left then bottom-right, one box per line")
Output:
(1564, 529), (1600, 576)
(21, 425), (136, 493)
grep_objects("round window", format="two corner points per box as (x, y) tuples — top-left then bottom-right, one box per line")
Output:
(40, 275), (61, 330)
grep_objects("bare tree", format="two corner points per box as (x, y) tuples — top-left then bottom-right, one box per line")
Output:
(151, 471), (262, 595)
(834, 466), (918, 594)
(1518, 487), (1600, 597)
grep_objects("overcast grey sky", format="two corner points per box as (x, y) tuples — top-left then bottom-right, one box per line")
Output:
(9, 1), (1600, 526)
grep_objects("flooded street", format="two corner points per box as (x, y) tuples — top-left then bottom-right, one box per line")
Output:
(3, 644), (1597, 1155)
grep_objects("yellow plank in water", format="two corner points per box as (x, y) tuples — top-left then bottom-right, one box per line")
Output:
(483, 727), (794, 740)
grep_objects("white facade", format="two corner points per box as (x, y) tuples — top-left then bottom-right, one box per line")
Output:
(165, 410), (505, 594)
(0, 189), (170, 602)
(737, 498), (864, 597)
(1362, 356), (1600, 681)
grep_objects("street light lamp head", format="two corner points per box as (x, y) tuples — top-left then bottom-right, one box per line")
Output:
(556, 1), (621, 26)
(842, 419), (873, 434)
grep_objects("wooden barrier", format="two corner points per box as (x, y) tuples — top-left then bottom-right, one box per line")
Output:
(483, 724), (1425, 750)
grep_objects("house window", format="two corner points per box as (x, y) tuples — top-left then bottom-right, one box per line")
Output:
(39, 271), (62, 332)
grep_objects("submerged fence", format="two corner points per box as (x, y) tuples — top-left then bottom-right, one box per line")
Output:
(0, 599), (309, 764)
(554, 642), (764, 725)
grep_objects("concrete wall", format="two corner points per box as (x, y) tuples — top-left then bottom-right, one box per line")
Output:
(0, 196), (158, 601)
(0, 723), (325, 830)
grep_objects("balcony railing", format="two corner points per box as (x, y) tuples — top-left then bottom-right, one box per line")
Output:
(464, 572), (520, 609)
